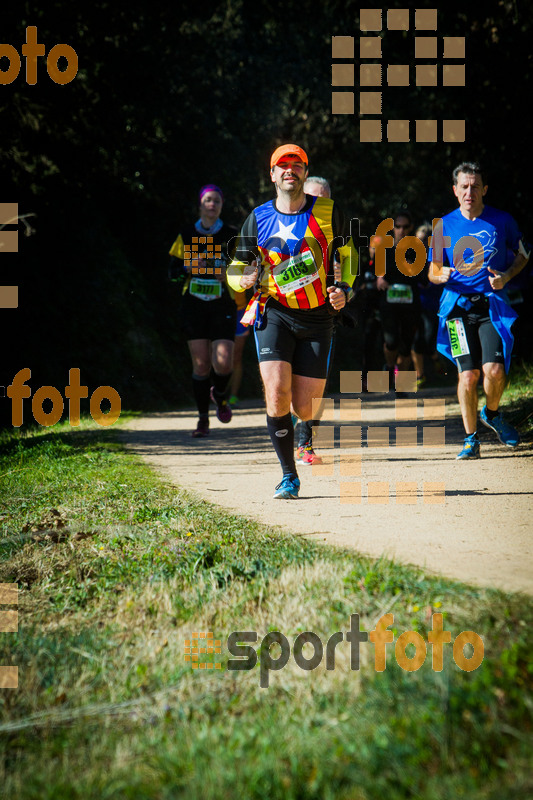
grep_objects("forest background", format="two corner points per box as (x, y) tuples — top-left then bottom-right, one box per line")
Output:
(1, 0), (532, 422)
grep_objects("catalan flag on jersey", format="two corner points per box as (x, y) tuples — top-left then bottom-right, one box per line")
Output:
(226, 196), (357, 315)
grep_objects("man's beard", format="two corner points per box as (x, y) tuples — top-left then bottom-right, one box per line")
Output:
(280, 176), (302, 193)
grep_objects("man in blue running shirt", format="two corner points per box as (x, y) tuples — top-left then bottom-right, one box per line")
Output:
(428, 161), (530, 459)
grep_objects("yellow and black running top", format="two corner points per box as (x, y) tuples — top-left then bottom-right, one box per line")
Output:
(227, 196), (358, 310)
(168, 221), (237, 298)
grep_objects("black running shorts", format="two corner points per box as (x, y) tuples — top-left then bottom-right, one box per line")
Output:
(254, 299), (334, 379)
(380, 303), (421, 356)
(180, 292), (236, 342)
(446, 295), (505, 372)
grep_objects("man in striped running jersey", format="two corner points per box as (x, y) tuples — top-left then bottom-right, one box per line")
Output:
(227, 144), (357, 498)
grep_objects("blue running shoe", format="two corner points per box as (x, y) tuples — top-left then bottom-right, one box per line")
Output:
(480, 406), (520, 447)
(273, 474), (300, 499)
(456, 436), (480, 460)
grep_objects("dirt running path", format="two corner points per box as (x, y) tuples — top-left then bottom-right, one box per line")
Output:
(121, 389), (532, 595)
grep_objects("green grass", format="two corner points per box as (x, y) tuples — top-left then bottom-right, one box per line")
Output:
(500, 360), (533, 440)
(1, 419), (532, 799)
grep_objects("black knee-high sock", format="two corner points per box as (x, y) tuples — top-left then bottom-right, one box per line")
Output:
(192, 374), (210, 416)
(212, 371), (231, 403)
(266, 413), (296, 476)
(298, 419), (320, 448)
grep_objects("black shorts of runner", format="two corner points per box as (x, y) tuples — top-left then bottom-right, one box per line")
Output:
(446, 295), (505, 372)
(380, 302), (421, 356)
(413, 307), (439, 355)
(254, 298), (335, 379)
(180, 292), (236, 341)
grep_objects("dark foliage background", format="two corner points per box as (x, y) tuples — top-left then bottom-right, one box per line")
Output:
(1, 0), (532, 422)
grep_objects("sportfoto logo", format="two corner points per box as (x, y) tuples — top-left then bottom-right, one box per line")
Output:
(0, 583), (18, 690)
(219, 217), (485, 282)
(0, 26), (78, 85)
(331, 8), (466, 143)
(186, 614), (484, 688)
(6, 369), (121, 427)
(311, 371), (446, 505)
(1, 202), (20, 309)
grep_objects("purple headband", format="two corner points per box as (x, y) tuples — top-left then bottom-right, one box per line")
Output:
(199, 184), (224, 203)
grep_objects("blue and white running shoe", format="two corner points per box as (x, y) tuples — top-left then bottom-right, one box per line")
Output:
(456, 436), (480, 460)
(480, 406), (520, 447)
(273, 474), (300, 499)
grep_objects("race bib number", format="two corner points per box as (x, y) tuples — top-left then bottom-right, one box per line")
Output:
(447, 318), (470, 357)
(272, 250), (319, 295)
(189, 278), (223, 301)
(386, 284), (413, 304)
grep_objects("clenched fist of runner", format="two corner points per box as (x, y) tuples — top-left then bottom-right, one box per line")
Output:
(487, 267), (507, 291)
(327, 285), (347, 311)
(239, 260), (259, 290)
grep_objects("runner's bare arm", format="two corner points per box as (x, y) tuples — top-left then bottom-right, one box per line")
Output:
(226, 213), (259, 293)
(488, 251), (529, 290)
(332, 205), (358, 303)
